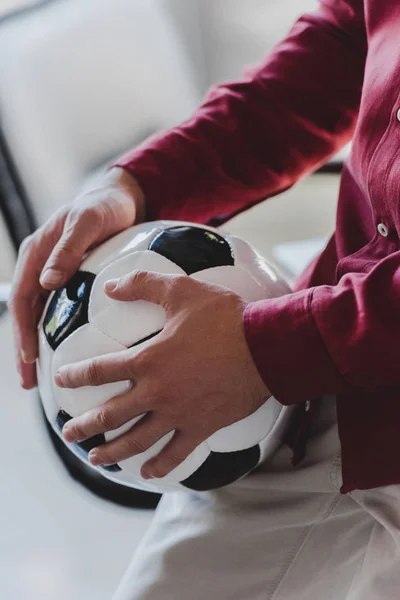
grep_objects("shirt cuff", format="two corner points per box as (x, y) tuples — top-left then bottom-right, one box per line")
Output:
(243, 288), (352, 405)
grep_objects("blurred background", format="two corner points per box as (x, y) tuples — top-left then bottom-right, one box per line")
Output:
(0, 1), (341, 598)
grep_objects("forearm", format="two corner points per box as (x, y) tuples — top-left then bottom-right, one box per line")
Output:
(114, 1), (366, 224)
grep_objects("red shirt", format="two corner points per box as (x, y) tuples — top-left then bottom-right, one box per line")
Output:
(115, 0), (400, 494)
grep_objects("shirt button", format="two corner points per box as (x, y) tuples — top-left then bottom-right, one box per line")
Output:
(397, 108), (400, 121)
(377, 223), (389, 237)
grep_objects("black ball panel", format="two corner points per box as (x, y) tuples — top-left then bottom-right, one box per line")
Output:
(56, 410), (121, 473)
(56, 407), (261, 488)
(43, 271), (95, 351)
(128, 330), (162, 349)
(181, 445), (261, 491)
(149, 226), (234, 275)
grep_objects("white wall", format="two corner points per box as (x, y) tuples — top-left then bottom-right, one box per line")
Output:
(0, 213), (16, 281)
(0, 0), (39, 16)
(0, 0), (319, 87)
(199, 0), (318, 84)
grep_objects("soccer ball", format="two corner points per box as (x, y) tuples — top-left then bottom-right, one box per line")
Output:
(37, 221), (293, 493)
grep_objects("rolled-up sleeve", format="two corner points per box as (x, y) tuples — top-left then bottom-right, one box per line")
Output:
(114, 0), (366, 225)
(245, 251), (400, 405)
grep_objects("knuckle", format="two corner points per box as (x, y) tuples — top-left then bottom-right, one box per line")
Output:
(133, 348), (152, 373)
(96, 407), (115, 431)
(127, 437), (147, 455)
(18, 234), (34, 258)
(145, 380), (162, 405)
(85, 359), (103, 386)
(169, 275), (189, 298)
(69, 205), (103, 230)
(130, 270), (146, 287)
(52, 237), (78, 260)
(163, 452), (185, 471)
(119, 356), (137, 380)
(65, 205), (85, 225)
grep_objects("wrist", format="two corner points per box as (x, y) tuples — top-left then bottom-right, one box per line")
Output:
(108, 166), (146, 224)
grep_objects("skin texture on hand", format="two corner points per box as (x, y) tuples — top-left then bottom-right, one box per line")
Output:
(8, 167), (144, 390)
(56, 272), (271, 480)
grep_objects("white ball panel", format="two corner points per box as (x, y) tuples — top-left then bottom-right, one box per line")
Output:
(258, 405), (296, 463)
(81, 224), (162, 274)
(52, 324), (131, 417)
(156, 220), (223, 235)
(104, 414), (145, 442)
(208, 397), (286, 452)
(80, 220), (225, 276)
(226, 235), (291, 297)
(190, 265), (267, 302)
(89, 250), (185, 347)
(121, 437), (210, 484)
(118, 431), (174, 475)
(37, 329), (59, 423)
(105, 416), (210, 485)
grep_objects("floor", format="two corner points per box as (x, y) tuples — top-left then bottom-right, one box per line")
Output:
(0, 312), (154, 599)
(0, 173), (340, 599)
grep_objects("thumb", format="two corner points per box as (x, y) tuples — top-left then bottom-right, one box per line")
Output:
(40, 209), (104, 289)
(104, 270), (174, 307)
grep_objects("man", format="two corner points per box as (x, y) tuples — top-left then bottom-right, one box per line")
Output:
(9, 0), (400, 597)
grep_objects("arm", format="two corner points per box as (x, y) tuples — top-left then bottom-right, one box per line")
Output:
(115, 0), (366, 224)
(244, 249), (400, 404)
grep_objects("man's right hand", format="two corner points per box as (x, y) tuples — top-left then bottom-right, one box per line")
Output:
(8, 167), (145, 390)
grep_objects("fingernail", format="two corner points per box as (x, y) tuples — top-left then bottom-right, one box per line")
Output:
(89, 454), (110, 467)
(104, 279), (118, 293)
(55, 370), (65, 387)
(40, 269), (64, 286)
(64, 432), (83, 444)
(88, 451), (101, 465)
(63, 430), (72, 442)
(141, 469), (153, 480)
(21, 350), (36, 364)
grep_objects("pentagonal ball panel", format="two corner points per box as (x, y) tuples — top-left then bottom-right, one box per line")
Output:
(52, 323), (131, 417)
(89, 250), (185, 347)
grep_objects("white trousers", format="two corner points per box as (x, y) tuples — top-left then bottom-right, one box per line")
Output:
(113, 396), (400, 600)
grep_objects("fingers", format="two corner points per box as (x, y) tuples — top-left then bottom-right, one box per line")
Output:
(62, 389), (147, 443)
(40, 173), (141, 291)
(10, 170), (140, 388)
(19, 362), (38, 390)
(39, 207), (105, 289)
(9, 219), (66, 378)
(140, 432), (199, 479)
(55, 351), (135, 389)
(62, 380), (204, 478)
(87, 413), (174, 467)
(104, 270), (184, 307)
(9, 207), (70, 374)
(9, 287), (42, 368)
